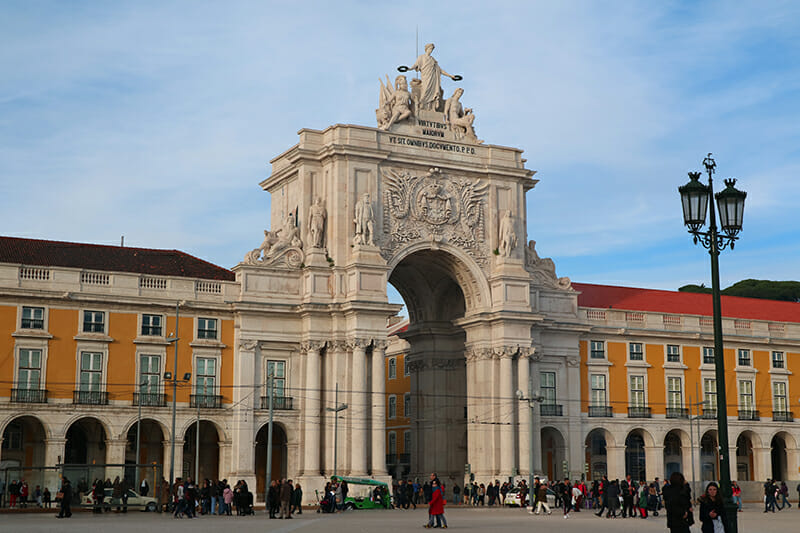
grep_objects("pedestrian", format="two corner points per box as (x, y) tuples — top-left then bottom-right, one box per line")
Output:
(637, 482), (649, 518)
(764, 478), (777, 512)
(571, 481), (583, 513)
(778, 481), (792, 509)
(291, 482), (303, 514)
(334, 481), (344, 512)
(663, 472), (693, 533)
(534, 480), (551, 515)
(699, 481), (727, 533)
(43, 487), (51, 508)
(407, 479), (416, 509)
(620, 475), (634, 517)
(140, 478), (149, 497)
(223, 483), (233, 515)
(731, 481), (742, 512)
(35, 485), (42, 507)
(560, 478), (572, 518)
(56, 477), (72, 518)
(279, 479), (292, 518)
(424, 479), (447, 528)
(594, 475), (608, 516)
(20, 480), (28, 508)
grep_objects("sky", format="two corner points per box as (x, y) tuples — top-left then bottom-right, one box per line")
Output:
(2, 1), (799, 309)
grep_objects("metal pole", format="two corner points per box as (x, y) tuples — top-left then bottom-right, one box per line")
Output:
(333, 383), (339, 479)
(266, 374), (274, 493)
(528, 373), (535, 502)
(195, 397), (200, 483)
(689, 394), (695, 498)
(136, 382), (142, 487)
(169, 302), (179, 490)
(706, 163), (738, 533)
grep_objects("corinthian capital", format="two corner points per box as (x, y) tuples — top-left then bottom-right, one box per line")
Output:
(518, 346), (536, 359)
(300, 340), (326, 353)
(239, 339), (259, 351)
(347, 338), (371, 351)
(372, 339), (388, 352)
(493, 346), (518, 360)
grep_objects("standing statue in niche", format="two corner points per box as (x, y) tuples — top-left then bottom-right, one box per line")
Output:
(410, 43), (457, 111)
(308, 196), (327, 248)
(377, 75), (413, 130)
(353, 193), (375, 246)
(444, 88), (483, 144)
(498, 210), (517, 257)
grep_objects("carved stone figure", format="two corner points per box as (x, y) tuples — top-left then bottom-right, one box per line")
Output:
(410, 43), (456, 111)
(353, 193), (375, 246)
(377, 75), (413, 130)
(244, 229), (277, 263)
(498, 210), (517, 257)
(444, 88), (482, 144)
(308, 197), (327, 248)
(269, 212), (303, 256)
(525, 240), (572, 290)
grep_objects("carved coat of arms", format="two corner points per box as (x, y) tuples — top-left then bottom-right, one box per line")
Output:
(382, 167), (488, 266)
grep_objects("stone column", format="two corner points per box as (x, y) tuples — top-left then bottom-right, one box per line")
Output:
(565, 356), (584, 480)
(301, 341), (324, 475)
(517, 351), (531, 476)
(106, 438), (128, 480)
(231, 340), (257, 481)
(163, 439), (184, 482)
(646, 442), (665, 482)
(218, 441), (233, 484)
(606, 445), (625, 480)
(44, 438), (66, 467)
(350, 338), (369, 475)
(371, 340), (388, 475)
(324, 341), (346, 476)
(497, 347), (516, 477)
(752, 446), (771, 481)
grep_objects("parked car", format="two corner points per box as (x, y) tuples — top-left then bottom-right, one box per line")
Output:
(503, 486), (555, 507)
(331, 476), (392, 510)
(82, 487), (158, 512)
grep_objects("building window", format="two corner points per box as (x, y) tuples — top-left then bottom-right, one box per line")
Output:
(403, 430), (411, 454)
(79, 352), (103, 392)
(703, 347), (715, 365)
(388, 395), (397, 418)
(388, 432), (397, 455)
(590, 374), (607, 406)
(17, 349), (42, 389)
(540, 372), (556, 404)
(738, 380), (754, 411)
(667, 377), (682, 408)
(196, 357), (216, 395)
(1, 422), (22, 450)
(266, 360), (286, 398)
(404, 392), (411, 417)
(197, 318), (217, 340)
(630, 375), (645, 407)
(388, 357), (397, 379)
(139, 355), (160, 393)
(404, 358), (410, 376)
(21, 306), (44, 329)
(772, 351), (785, 369)
(703, 378), (717, 411)
(141, 314), (162, 336)
(590, 341), (605, 359)
(629, 343), (643, 361)
(83, 310), (105, 333)
(666, 345), (680, 363)
(773, 382), (788, 412)
(737, 349), (751, 367)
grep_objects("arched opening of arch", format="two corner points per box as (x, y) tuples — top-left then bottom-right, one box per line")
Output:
(625, 430), (646, 482)
(1, 416), (48, 494)
(736, 431), (756, 481)
(183, 421), (220, 482)
(700, 430), (718, 481)
(255, 423), (288, 501)
(388, 248), (475, 482)
(125, 419), (165, 486)
(585, 429), (610, 480)
(64, 417), (108, 485)
(664, 430), (684, 479)
(771, 433), (789, 481)
(541, 427), (566, 481)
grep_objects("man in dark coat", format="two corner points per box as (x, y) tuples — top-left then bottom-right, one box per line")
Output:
(279, 479), (292, 519)
(56, 477), (72, 518)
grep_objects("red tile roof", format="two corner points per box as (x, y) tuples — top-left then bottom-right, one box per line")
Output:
(573, 282), (800, 324)
(0, 236), (235, 281)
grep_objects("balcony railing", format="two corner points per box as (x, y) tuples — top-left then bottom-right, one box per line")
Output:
(628, 406), (652, 418)
(132, 392), (167, 407)
(73, 390), (108, 405)
(588, 405), (613, 417)
(540, 404), (563, 416)
(260, 396), (294, 410)
(666, 407), (689, 419)
(772, 411), (794, 422)
(190, 394), (223, 409)
(701, 408), (717, 419)
(738, 409), (760, 421)
(11, 388), (48, 403)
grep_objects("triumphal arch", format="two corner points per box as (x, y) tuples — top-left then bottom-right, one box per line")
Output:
(231, 45), (581, 494)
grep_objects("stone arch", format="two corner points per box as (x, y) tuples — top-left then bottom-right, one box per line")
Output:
(178, 417), (227, 443)
(0, 412), (51, 440)
(58, 413), (114, 441)
(541, 426), (566, 481)
(625, 428), (653, 482)
(182, 418), (223, 481)
(663, 428), (689, 479)
(120, 416), (171, 439)
(585, 427), (614, 480)
(700, 430), (719, 481)
(387, 241), (491, 319)
(770, 431), (795, 481)
(254, 421), (289, 500)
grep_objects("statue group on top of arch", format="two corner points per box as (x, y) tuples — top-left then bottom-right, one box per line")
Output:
(525, 240), (572, 290)
(243, 211), (304, 268)
(376, 43), (482, 144)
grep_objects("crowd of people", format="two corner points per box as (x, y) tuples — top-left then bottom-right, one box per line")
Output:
(266, 478), (303, 518)
(0, 478), (53, 508)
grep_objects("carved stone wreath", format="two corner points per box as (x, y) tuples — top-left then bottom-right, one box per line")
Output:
(381, 167), (489, 267)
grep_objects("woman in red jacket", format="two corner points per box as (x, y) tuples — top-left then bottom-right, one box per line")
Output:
(425, 480), (447, 529)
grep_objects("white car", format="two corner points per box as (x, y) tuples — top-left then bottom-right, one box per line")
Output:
(82, 487), (158, 512)
(503, 486), (556, 507)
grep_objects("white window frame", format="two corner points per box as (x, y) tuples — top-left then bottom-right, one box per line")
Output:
(590, 340), (605, 360)
(137, 353), (162, 394)
(667, 376), (683, 409)
(196, 317), (219, 340)
(703, 378), (717, 411)
(629, 374), (646, 408)
(14, 340), (48, 390)
(16, 347), (43, 390)
(194, 354), (220, 397)
(80, 309), (107, 335)
(388, 357), (397, 380)
(772, 351), (785, 369)
(75, 342), (109, 393)
(772, 380), (788, 413)
(404, 392), (411, 417)
(388, 431), (397, 455)
(629, 342), (644, 361)
(19, 305), (47, 331)
(388, 394), (397, 419)
(590, 373), (607, 407)
(403, 430), (411, 455)
(540, 371), (556, 405)
(403, 357), (410, 376)
(738, 379), (754, 411)
(266, 359), (287, 398)
(140, 313), (164, 337)
(666, 345), (681, 364)
(702, 346), (715, 365)
(737, 349), (751, 367)
(78, 351), (104, 392)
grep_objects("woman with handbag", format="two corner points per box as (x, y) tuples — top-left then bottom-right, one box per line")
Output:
(663, 472), (693, 533)
(699, 482), (727, 533)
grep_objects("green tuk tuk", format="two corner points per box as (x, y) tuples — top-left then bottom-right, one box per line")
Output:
(332, 476), (392, 510)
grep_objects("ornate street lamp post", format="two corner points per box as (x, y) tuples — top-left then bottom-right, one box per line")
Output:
(679, 153), (746, 533)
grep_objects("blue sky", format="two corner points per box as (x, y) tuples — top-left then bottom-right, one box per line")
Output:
(2, 1), (799, 308)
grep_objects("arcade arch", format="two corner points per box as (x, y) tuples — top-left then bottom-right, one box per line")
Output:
(700, 430), (719, 481)
(182, 420), (222, 482)
(585, 428), (613, 480)
(541, 426), (566, 481)
(255, 423), (288, 500)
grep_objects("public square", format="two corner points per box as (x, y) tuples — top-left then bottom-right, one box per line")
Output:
(2, 504), (795, 533)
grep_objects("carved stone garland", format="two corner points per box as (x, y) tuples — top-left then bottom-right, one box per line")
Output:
(381, 167), (489, 268)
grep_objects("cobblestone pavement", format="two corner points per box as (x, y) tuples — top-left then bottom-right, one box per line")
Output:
(2, 504), (796, 533)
